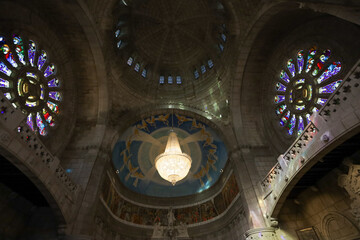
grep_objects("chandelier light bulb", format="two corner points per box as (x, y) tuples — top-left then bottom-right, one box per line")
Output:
(155, 131), (192, 186)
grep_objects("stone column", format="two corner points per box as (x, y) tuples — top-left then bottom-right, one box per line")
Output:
(244, 228), (277, 240)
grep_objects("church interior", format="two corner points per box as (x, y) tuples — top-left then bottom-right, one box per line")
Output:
(0, 0), (360, 239)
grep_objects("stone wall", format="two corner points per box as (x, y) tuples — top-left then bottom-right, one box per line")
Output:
(278, 168), (360, 240)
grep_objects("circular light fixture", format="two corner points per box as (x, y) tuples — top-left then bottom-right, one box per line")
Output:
(155, 131), (192, 186)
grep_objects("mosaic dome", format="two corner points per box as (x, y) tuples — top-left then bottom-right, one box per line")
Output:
(112, 113), (228, 197)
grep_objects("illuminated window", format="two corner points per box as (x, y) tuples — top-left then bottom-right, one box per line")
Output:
(176, 76), (181, 84)
(274, 47), (342, 136)
(194, 70), (200, 79)
(168, 76), (173, 84)
(159, 76), (165, 84)
(0, 34), (62, 136)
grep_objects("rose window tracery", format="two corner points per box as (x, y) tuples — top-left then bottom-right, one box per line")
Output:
(274, 47), (342, 136)
(0, 34), (62, 136)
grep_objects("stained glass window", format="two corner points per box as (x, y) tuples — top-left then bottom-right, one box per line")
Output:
(0, 78), (9, 88)
(28, 40), (36, 67)
(12, 34), (25, 65)
(280, 70), (290, 83)
(115, 29), (121, 38)
(159, 76), (165, 84)
(117, 40), (122, 48)
(201, 65), (206, 74)
(44, 64), (55, 77)
(0, 62), (12, 76)
(0, 36), (18, 68)
(274, 47), (342, 136)
(297, 50), (304, 74)
(36, 112), (47, 136)
(127, 57), (134, 66)
(48, 78), (60, 87)
(287, 59), (295, 77)
(141, 69), (147, 78)
(219, 43), (224, 52)
(221, 33), (226, 42)
(176, 76), (182, 84)
(208, 59), (214, 69)
(134, 63), (140, 72)
(37, 51), (47, 70)
(168, 76), (173, 84)
(319, 80), (342, 94)
(194, 70), (200, 79)
(0, 34), (62, 136)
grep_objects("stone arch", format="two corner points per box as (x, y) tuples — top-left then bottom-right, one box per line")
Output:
(321, 212), (360, 240)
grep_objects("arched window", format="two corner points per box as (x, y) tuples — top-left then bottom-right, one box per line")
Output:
(0, 34), (62, 136)
(274, 47), (342, 136)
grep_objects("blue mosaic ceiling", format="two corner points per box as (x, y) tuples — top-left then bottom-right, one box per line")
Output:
(112, 114), (228, 197)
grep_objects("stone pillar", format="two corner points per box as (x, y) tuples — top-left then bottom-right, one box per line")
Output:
(244, 228), (277, 240)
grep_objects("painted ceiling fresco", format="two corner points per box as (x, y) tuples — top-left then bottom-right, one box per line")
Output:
(112, 113), (228, 197)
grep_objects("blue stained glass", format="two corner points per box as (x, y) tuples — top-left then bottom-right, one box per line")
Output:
(141, 69), (147, 78)
(0, 62), (12, 76)
(287, 59), (295, 77)
(168, 76), (173, 84)
(305, 47), (316, 73)
(295, 79), (305, 85)
(274, 95), (285, 104)
(201, 65), (206, 74)
(25, 100), (38, 107)
(221, 33), (226, 42)
(219, 43), (224, 52)
(287, 114), (296, 135)
(297, 50), (304, 74)
(26, 72), (37, 80)
(316, 62), (341, 84)
(280, 70), (290, 83)
(36, 112), (47, 136)
(176, 76), (181, 84)
(316, 98), (327, 106)
(297, 116), (304, 136)
(0, 78), (9, 88)
(40, 85), (44, 100)
(127, 57), (133, 66)
(44, 64), (55, 77)
(49, 91), (61, 101)
(28, 40), (36, 67)
(134, 63), (140, 72)
(208, 59), (214, 69)
(275, 82), (286, 92)
(280, 111), (290, 126)
(47, 101), (59, 114)
(276, 104), (287, 115)
(37, 51), (47, 70)
(115, 29), (121, 38)
(27, 114), (35, 131)
(306, 113), (311, 125)
(4, 92), (12, 100)
(194, 70), (199, 79)
(319, 80), (342, 94)
(48, 78), (60, 87)
(159, 76), (164, 84)
(13, 34), (26, 65)
(117, 40), (122, 48)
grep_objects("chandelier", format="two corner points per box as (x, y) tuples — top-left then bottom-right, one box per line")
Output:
(155, 130), (192, 186)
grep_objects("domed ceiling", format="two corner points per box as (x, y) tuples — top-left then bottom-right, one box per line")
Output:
(112, 113), (228, 197)
(114, 0), (228, 88)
